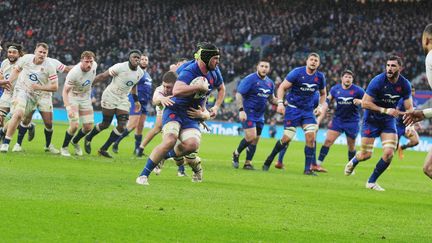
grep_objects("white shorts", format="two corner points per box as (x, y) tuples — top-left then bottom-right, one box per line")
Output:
(101, 90), (130, 112)
(12, 88), (52, 116)
(37, 92), (53, 113)
(68, 93), (94, 124)
(0, 90), (13, 110)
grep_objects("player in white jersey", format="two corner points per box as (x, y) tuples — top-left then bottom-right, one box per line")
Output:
(84, 50), (144, 158)
(10, 56), (73, 152)
(136, 71), (176, 156)
(0, 43), (59, 153)
(60, 51), (97, 157)
(403, 24), (432, 179)
(0, 43), (24, 129)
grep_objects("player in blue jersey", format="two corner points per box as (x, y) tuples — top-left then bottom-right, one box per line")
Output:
(396, 88), (419, 159)
(232, 60), (277, 170)
(262, 53), (327, 175)
(274, 91), (325, 170)
(316, 70), (365, 169)
(112, 54), (152, 154)
(136, 42), (224, 185)
(344, 55), (413, 191)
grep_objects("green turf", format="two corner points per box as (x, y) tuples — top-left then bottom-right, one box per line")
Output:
(0, 122), (431, 242)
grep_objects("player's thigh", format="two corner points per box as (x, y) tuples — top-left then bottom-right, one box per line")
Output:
(179, 128), (201, 152)
(325, 129), (341, 144)
(380, 132), (397, 156)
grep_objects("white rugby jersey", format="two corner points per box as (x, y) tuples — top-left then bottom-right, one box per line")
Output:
(47, 58), (67, 73)
(15, 54), (58, 93)
(66, 61), (97, 96)
(0, 59), (18, 86)
(105, 62), (143, 97)
(426, 50), (432, 89)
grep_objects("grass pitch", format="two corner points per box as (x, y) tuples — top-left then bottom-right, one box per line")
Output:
(0, 122), (431, 242)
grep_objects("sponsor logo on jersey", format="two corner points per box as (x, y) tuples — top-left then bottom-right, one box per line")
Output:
(337, 97), (354, 105)
(29, 73), (38, 82)
(300, 83), (317, 92)
(257, 88), (271, 98)
(382, 94), (400, 104)
(126, 80), (134, 86)
(82, 80), (91, 86)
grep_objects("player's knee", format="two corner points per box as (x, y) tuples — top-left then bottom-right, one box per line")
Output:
(69, 123), (79, 134)
(182, 140), (200, 153)
(383, 152), (394, 162)
(117, 113), (129, 129)
(423, 165), (432, 178)
(283, 127), (296, 142)
(44, 123), (53, 130)
(324, 139), (334, 147)
(82, 124), (93, 133)
(245, 134), (257, 143)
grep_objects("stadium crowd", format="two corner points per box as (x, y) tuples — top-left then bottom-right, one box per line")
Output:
(0, 0), (431, 131)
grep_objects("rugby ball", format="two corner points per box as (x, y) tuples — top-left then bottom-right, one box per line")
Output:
(190, 76), (209, 99)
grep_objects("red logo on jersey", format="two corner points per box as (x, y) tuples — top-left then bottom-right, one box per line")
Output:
(267, 82), (272, 88)
(364, 129), (371, 135)
(209, 78), (214, 86)
(169, 114), (176, 119)
(349, 90), (355, 95)
(247, 121), (253, 127)
(396, 86), (402, 93)
(314, 76), (319, 83)
(286, 120), (291, 126)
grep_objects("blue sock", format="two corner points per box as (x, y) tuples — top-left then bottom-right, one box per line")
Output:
(278, 145), (288, 163)
(115, 129), (130, 144)
(140, 158), (157, 177)
(3, 137), (11, 145)
(44, 128), (53, 147)
(235, 138), (250, 155)
(348, 150), (356, 161)
(72, 128), (87, 144)
(351, 156), (360, 166)
(318, 146), (329, 162)
(265, 140), (287, 166)
(62, 130), (74, 148)
(17, 123), (28, 145)
(165, 149), (177, 159)
(86, 125), (101, 141)
(101, 130), (121, 151)
(304, 146), (315, 171)
(134, 134), (142, 151)
(246, 144), (257, 161)
(368, 158), (391, 183)
(178, 164), (185, 173)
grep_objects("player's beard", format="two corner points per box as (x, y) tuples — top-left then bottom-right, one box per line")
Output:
(8, 56), (17, 63)
(140, 64), (147, 69)
(386, 70), (399, 80)
(343, 82), (350, 88)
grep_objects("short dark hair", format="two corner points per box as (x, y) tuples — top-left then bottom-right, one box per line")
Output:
(341, 69), (354, 78)
(36, 42), (49, 50)
(257, 59), (270, 65)
(387, 55), (403, 66)
(162, 71), (177, 84)
(307, 52), (320, 60)
(424, 23), (432, 35)
(128, 49), (142, 57)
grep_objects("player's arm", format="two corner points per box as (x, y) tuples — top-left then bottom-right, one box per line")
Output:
(33, 78), (58, 92)
(209, 83), (225, 118)
(93, 70), (111, 84)
(361, 93), (398, 117)
(187, 104), (210, 120)
(2, 66), (21, 89)
(131, 85), (141, 113)
(63, 65), (74, 73)
(314, 88), (327, 116)
(62, 81), (73, 107)
(235, 92), (247, 122)
(268, 93), (278, 106)
(152, 89), (174, 107)
(172, 80), (208, 97)
(276, 79), (292, 114)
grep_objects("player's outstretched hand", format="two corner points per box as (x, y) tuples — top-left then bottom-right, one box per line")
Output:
(209, 106), (219, 119)
(403, 110), (425, 126)
(160, 96), (175, 107)
(385, 108), (399, 118)
(187, 106), (210, 120)
(0, 80), (11, 91)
